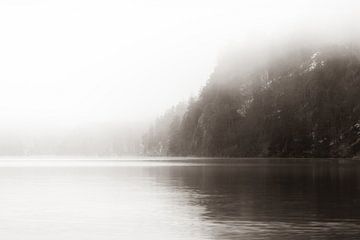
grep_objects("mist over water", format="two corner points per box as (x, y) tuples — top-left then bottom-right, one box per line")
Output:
(0, 0), (359, 155)
(1, 2), (360, 239)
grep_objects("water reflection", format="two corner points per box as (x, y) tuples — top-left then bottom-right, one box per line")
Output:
(0, 159), (359, 239)
(144, 161), (360, 239)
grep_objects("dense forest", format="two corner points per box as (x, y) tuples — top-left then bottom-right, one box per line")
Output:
(143, 44), (360, 158)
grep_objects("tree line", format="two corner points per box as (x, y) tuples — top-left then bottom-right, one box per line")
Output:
(143, 45), (360, 158)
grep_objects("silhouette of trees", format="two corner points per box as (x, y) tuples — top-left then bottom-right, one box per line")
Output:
(144, 45), (360, 158)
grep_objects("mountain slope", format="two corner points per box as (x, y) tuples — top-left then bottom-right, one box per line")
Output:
(145, 45), (360, 157)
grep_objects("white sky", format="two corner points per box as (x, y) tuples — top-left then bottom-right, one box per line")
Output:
(0, 0), (359, 130)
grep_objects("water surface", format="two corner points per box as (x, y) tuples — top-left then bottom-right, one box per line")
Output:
(0, 158), (360, 239)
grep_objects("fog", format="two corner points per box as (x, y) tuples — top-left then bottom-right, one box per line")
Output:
(0, 0), (359, 155)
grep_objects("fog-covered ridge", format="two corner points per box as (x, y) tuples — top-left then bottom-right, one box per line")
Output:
(144, 44), (360, 157)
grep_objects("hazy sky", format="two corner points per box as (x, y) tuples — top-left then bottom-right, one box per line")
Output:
(0, 0), (359, 130)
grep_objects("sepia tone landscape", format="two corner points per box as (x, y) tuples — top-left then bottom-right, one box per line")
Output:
(0, 0), (360, 239)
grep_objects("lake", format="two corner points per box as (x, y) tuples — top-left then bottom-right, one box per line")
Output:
(0, 158), (360, 239)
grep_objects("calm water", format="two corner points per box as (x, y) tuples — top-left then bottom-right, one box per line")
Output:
(1, 158), (360, 239)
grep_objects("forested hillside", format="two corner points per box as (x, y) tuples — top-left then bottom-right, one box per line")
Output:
(142, 102), (187, 155)
(144, 45), (360, 157)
